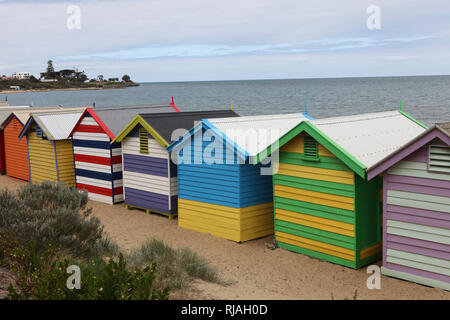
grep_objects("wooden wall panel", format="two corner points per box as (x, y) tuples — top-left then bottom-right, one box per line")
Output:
(382, 141), (450, 291)
(27, 130), (57, 183)
(4, 118), (29, 181)
(273, 132), (382, 269)
(55, 140), (76, 187)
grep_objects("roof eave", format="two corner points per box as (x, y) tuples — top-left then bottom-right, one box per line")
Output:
(167, 119), (250, 162)
(18, 117), (35, 140)
(111, 114), (169, 148)
(366, 125), (450, 180)
(254, 121), (367, 179)
(399, 110), (428, 130)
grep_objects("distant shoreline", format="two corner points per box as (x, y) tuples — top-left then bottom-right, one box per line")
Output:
(0, 85), (137, 95)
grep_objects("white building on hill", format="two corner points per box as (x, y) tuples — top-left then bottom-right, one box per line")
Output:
(11, 72), (31, 80)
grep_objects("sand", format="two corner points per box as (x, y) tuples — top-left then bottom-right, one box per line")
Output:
(1, 175), (449, 300)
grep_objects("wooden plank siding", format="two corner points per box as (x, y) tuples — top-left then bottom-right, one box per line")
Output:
(4, 117), (29, 181)
(0, 130), (5, 174)
(122, 125), (177, 215)
(382, 142), (450, 290)
(178, 199), (273, 242)
(26, 123), (76, 187)
(274, 133), (382, 269)
(176, 126), (274, 242)
(55, 140), (76, 187)
(72, 114), (123, 204)
(27, 125), (57, 183)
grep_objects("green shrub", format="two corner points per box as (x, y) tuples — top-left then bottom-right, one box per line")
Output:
(9, 254), (169, 300)
(128, 238), (226, 291)
(0, 181), (117, 259)
(1, 236), (168, 300)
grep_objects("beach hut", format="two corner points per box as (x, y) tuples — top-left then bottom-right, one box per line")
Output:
(112, 110), (238, 219)
(365, 122), (450, 290)
(18, 110), (85, 186)
(254, 110), (427, 268)
(0, 107), (63, 181)
(167, 112), (311, 242)
(68, 103), (180, 204)
(0, 106), (32, 174)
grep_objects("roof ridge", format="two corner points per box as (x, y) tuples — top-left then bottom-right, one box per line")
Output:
(139, 110), (235, 118)
(312, 110), (399, 125)
(30, 110), (85, 116)
(95, 104), (172, 111)
(209, 112), (306, 123)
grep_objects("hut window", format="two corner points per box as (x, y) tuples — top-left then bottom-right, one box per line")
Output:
(429, 145), (450, 173)
(139, 128), (149, 154)
(303, 136), (319, 160)
(36, 128), (43, 138)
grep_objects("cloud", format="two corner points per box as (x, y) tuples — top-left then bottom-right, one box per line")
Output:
(0, 0), (449, 81)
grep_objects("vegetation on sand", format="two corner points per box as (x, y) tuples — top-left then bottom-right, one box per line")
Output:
(0, 182), (223, 300)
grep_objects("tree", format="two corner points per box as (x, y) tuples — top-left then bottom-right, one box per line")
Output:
(79, 73), (88, 82)
(29, 75), (39, 83)
(47, 60), (55, 74)
(122, 74), (131, 82)
(97, 75), (104, 82)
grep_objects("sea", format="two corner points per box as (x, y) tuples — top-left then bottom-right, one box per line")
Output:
(2, 75), (450, 127)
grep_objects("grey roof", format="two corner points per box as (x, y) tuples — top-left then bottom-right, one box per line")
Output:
(0, 106), (64, 128)
(140, 110), (239, 144)
(0, 106), (31, 126)
(93, 104), (177, 137)
(436, 122), (450, 137)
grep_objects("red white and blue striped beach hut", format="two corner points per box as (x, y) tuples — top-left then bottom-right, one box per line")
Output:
(69, 102), (179, 204)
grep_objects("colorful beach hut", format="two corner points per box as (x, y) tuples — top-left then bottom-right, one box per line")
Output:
(254, 110), (427, 268)
(19, 110), (85, 187)
(0, 107), (63, 181)
(0, 106), (32, 174)
(168, 112), (311, 242)
(68, 103), (180, 204)
(112, 110), (238, 219)
(365, 122), (450, 290)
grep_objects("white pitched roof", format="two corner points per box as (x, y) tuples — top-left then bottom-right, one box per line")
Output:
(33, 111), (84, 140)
(311, 110), (427, 168)
(208, 113), (309, 157)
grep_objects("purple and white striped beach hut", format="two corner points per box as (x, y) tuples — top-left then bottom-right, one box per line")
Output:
(367, 122), (450, 291)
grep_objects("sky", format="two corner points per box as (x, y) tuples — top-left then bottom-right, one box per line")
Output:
(1, 0), (450, 82)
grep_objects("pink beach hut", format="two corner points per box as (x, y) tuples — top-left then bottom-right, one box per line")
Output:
(367, 122), (450, 291)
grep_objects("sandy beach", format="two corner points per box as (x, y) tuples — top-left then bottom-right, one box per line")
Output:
(1, 175), (449, 300)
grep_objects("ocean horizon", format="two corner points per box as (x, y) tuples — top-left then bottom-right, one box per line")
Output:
(2, 74), (450, 127)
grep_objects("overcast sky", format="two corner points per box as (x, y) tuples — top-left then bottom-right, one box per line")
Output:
(1, 0), (449, 82)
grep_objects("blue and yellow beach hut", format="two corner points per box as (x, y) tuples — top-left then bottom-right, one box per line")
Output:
(168, 112), (311, 242)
